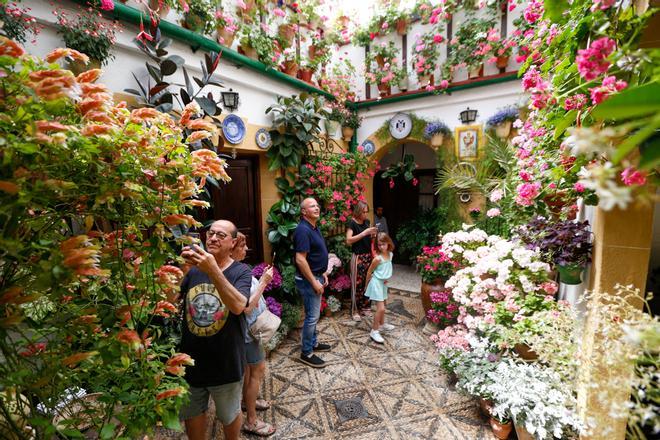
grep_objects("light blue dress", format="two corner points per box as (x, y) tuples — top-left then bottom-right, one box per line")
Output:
(365, 253), (393, 301)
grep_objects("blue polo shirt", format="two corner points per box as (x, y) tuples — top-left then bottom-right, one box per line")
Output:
(293, 218), (328, 276)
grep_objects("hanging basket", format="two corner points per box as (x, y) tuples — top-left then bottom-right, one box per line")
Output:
(557, 264), (584, 285)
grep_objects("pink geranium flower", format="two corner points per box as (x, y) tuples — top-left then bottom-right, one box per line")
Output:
(576, 37), (616, 81)
(620, 167), (647, 186)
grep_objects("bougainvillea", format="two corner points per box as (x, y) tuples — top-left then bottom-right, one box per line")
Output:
(0, 37), (229, 437)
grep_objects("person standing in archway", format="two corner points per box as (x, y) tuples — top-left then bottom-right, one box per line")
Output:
(346, 201), (378, 321)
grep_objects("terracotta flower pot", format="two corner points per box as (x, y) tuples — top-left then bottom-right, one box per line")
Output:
(418, 74), (434, 87)
(514, 343), (538, 361)
(514, 422), (534, 440)
(468, 64), (484, 79)
(557, 264), (584, 285)
(216, 27), (235, 47)
(278, 24), (296, 47)
(341, 126), (354, 141)
(430, 133), (444, 147)
(298, 68), (314, 83)
(338, 15), (350, 30)
(281, 60), (298, 76)
(496, 55), (510, 69)
(181, 12), (206, 33)
(495, 120), (512, 139)
(148, 0), (170, 18)
(421, 279), (445, 316)
(239, 44), (258, 60)
(377, 83), (391, 97)
(375, 54), (386, 68)
(395, 18), (409, 35)
(68, 58), (101, 75)
(324, 308), (332, 318)
(489, 417), (512, 440)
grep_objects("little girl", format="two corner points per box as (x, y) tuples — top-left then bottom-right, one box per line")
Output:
(365, 232), (395, 344)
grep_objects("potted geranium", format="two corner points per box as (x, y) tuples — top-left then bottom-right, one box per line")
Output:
(279, 47), (299, 76)
(365, 46), (403, 97)
(369, 40), (398, 69)
(417, 245), (458, 315)
(341, 109), (362, 142)
(54, 8), (120, 72)
(486, 106), (519, 139)
(214, 8), (238, 47)
(424, 120), (451, 147)
(445, 14), (495, 80)
(427, 290), (459, 328)
(517, 217), (593, 285)
(411, 32), (441, 87)
(0, 2), (41, 44)
(175, 0), (214, 34)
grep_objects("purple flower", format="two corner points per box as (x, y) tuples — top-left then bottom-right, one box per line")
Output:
(265, 296), (282, 317)
(252, 263), (282, 292)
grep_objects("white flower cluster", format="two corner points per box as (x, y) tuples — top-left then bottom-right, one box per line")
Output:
(577, 162), (632, 211)
(486, 359), (584, 439)
(442, 227), (550, 330)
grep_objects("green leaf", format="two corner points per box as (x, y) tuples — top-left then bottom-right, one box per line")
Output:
(612, 116), (660, 163)
(553, 110), (577, 139)
(162, 410), (182, 431)
(268, 230), (280, 243)
(591, 82), (660, 120)
(100, 423), (116, 439)
(638, 136), (660, 170)
(277, 225), (288, 236)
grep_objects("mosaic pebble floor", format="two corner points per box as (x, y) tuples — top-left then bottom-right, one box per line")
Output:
(156, 286), (494, 440)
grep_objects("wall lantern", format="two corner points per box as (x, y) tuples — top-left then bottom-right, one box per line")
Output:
(221, 88), (240, 112)
(459, 107), (478, 124)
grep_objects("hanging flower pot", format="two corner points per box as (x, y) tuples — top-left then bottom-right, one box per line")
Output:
(489, 417), (513, 440)
(421, 279), (445, 317)
(375, 54), (386, 68)
(324, 119), (341, 138)
(341, 126), (355, 141)
(557, 264), (584, 285)
(147, 0), (171, 18)
(514, 422), (534, 440)
(298, 68), (314, 83)
(216, 27), (235, 47)
(468, 64), (484, 79)
(278, 24), (296, 47)
(496, 55), (509, 69)
(494, 120), (512, 139)
(181, 11), (207, 33)
(238, 44), (258, 60)
(514, 343), (538, 361)
(395, 18), (409, 35)
(68, 58), (101, 75)
(281, 60), (298, 76)
(377, 83), (391, 97)
(430, 133), (444, 148)
(417, 74), (433, 88)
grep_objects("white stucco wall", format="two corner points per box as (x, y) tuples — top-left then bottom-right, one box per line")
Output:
(23, 0), (304, 127)
(357, 79), (524, 145)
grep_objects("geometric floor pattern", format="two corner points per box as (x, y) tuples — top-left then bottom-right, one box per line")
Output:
(156, 289), (494, 439)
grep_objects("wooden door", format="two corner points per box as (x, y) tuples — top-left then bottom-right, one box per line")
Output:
(203, 156), (263, 265)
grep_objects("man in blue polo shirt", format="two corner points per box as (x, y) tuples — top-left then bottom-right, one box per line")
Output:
(293, 197), (331, 368)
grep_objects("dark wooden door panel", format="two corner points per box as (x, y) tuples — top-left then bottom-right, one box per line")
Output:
(206, 157), (263, 265)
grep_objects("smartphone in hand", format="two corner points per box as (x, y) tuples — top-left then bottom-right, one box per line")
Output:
(187, 232), (204, 251)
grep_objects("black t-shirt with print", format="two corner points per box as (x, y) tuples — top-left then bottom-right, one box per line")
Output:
(349, 218), (372, 254)
(179, 262), (252, 387)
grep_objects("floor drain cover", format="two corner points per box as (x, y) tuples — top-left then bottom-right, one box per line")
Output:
(334, 397), (369, 422)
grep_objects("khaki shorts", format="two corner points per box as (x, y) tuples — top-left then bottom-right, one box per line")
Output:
(180, 379), (243, 425)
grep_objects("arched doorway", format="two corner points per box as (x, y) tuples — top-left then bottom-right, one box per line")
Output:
(373, 141), (438, 263)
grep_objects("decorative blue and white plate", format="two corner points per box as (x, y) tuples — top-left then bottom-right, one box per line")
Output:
(255, 128), (272, 149)
(361, 140), (375, 156)
(222, 114), (246, 144)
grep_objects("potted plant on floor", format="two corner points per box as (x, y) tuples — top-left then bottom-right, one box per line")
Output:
(517, 217), (593, 285)
(325, 295), (341, 317)
(54, 7), (120, 73)
(424, 120), (451, 148)
(411, 32), (442, 88)
(486, 106), (519, 139)
(417, 245), (458, 317)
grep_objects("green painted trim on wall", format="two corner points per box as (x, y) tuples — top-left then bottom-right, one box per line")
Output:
(354, 74), (520, 110)
(91, 1), (333, 98)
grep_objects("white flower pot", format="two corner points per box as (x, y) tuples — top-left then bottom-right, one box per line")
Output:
(495, 121), (512, 139)
(398, 76), (409, 92)
(324, 119), (341, 138)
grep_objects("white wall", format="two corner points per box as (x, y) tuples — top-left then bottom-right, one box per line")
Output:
(24, 0), (304, 127)
(357, 80), (524, 144)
